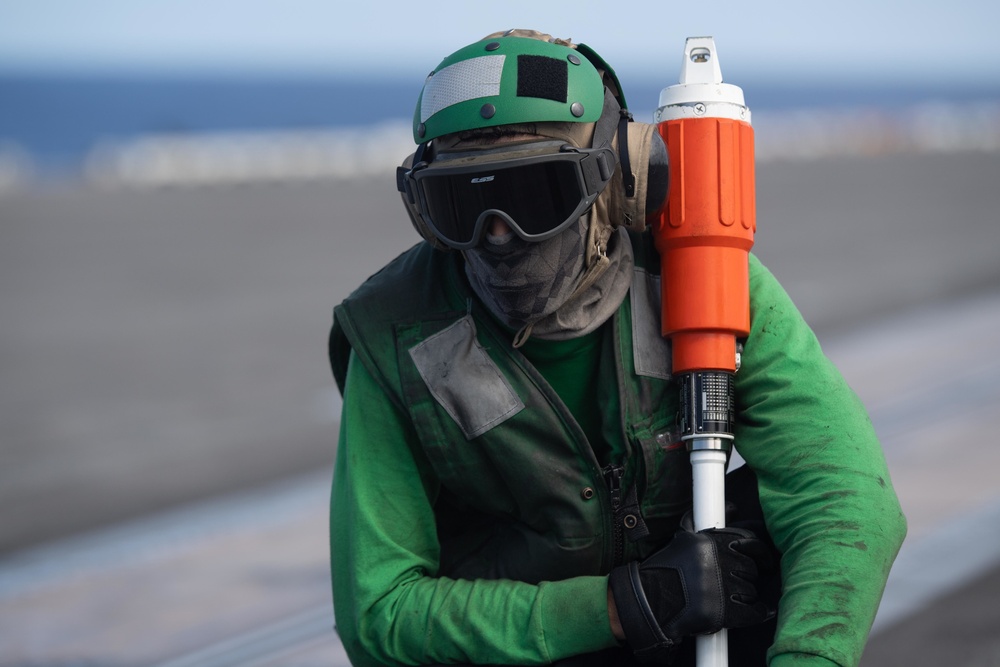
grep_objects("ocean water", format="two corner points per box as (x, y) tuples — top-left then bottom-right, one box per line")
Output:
(1, 72), (999, 185)
(0, 74), (424, 169)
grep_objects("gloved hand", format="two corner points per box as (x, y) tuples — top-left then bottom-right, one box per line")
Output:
(609, 525), (776, 662)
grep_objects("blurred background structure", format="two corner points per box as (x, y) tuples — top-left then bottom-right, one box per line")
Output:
(2, 1), (1000, 665)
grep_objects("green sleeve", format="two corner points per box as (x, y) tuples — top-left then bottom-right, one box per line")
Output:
(735, 256), (907, 667)
(330, 352), (618, 667)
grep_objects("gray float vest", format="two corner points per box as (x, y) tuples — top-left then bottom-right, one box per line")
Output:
(329, 229), (693, 582)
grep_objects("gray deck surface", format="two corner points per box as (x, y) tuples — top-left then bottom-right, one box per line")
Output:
(2, 151), (999, 665)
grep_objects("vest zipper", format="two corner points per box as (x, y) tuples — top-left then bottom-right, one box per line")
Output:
(603, 463), (626, 567)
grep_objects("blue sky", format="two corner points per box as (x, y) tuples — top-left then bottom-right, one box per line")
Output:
(1, 0), (998, 85)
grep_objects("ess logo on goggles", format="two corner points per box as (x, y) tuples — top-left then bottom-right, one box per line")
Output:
(397, 140), (617, 250)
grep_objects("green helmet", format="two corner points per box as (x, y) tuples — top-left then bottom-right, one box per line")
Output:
(413, 34), (614, 144)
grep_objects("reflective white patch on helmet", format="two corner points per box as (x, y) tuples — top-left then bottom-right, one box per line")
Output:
(420, 55), (506, 123)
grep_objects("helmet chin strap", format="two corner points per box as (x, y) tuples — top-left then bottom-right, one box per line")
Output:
(618, 107), (636, 198)
(582, 88), (629, 269)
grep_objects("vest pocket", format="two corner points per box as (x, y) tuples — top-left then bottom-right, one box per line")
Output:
(408, 314), (525, 439)
(636, 426), (694, 519)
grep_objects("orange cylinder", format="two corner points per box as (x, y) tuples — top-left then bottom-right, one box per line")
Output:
(653, 116), (756, 373)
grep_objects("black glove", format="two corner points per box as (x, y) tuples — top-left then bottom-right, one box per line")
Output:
(609, 526), (776, 662)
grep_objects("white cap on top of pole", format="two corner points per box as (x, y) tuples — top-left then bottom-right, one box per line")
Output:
(655, 37), (750, 123)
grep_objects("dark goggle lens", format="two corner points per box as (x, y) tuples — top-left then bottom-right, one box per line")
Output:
(417, 159), (585, 246)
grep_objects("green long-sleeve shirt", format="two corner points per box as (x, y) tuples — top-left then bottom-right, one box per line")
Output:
(329, 253), (906, 666)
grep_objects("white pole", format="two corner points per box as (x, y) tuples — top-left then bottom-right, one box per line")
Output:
(691, 447), (730, 667)
(691, 448), (729, 530)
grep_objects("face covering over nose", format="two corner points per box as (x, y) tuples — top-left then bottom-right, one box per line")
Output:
(463, 215), (633, 345)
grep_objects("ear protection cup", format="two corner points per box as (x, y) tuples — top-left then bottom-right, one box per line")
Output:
(645, 131), (670, 221)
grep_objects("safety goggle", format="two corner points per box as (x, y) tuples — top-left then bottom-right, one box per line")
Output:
(397, 140), (617, 250)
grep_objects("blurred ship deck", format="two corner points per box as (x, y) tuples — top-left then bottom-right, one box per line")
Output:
(2, 151), (1000, 665)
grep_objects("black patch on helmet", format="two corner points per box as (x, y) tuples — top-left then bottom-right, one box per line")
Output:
(516, 55), (567, 102)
